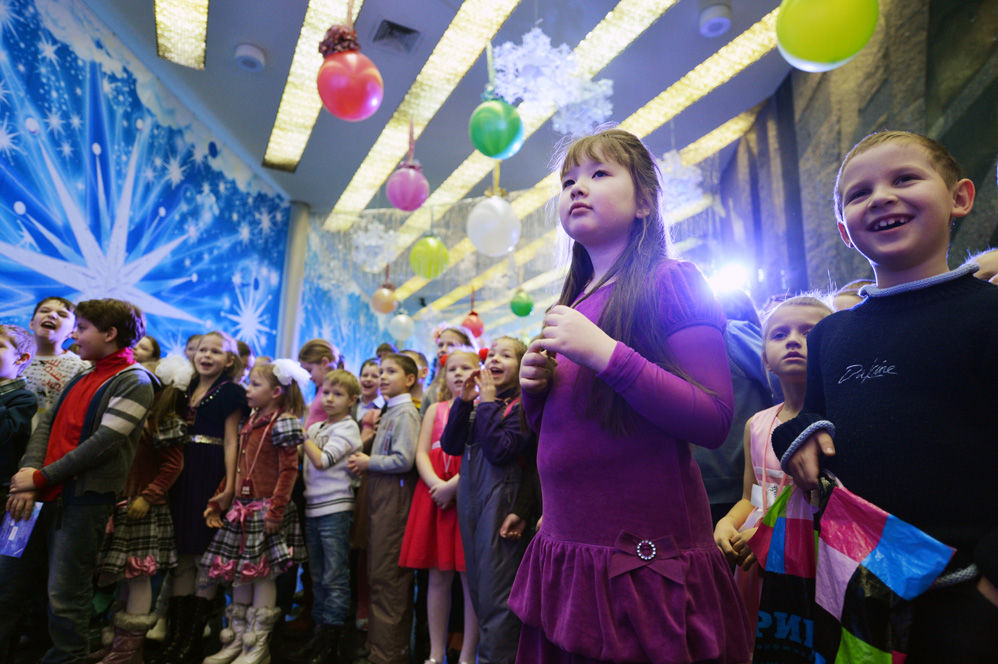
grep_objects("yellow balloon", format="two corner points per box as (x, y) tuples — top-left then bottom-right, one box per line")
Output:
(777, 0), (879, 72)
(409, 235), (449, 280)
(370, 287), (398, 314)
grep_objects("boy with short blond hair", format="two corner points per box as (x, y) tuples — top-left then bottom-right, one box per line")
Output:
(0, 324), (38, 503)
(0, 298), (155, 662)
(774, 131), (998, 659)
(24, 296), (89, 426)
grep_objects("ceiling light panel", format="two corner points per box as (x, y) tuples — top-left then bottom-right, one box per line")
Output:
(263, 1), (364, 172)
(322, 0), (523, 230)
(155, 0), (209, 70)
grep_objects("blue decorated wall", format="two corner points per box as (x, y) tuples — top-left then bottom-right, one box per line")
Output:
(0, 0), (290, 357)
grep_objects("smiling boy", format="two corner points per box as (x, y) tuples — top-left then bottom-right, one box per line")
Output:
(23, 297), (90, 426)
(773, 131), (998, 660)
(0, 298), (155, 662)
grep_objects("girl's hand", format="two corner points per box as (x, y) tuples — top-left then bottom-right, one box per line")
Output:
(537, 305), (616, 373)
(127, 496), (151, 520)
(429, 478), (457, 509)
(500, 513), (525, 540)
(731, 527), (759, 570)
(520, 340), (555, 394)
(5, 490), (36, 522)
(204, 507), (224, 528)
(346, 452), (369, 475)
(208, 489), (234, 513)
(477, 368), (496, 402)
(713, 517), (741, 564)
(264, 519), (281, 535)
(460, 371), (479, 402)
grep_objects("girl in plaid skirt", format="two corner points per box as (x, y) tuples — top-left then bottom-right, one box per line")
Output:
(94, 355), (191, 664)
(200, 359), (310, 664)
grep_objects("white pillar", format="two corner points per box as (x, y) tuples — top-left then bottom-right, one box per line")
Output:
(276, 201), (309, 358)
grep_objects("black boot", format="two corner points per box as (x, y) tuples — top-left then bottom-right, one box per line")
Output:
(172, 596), (213, 664)
(306, 624), (341, 664)
(146, 595), (192, 664)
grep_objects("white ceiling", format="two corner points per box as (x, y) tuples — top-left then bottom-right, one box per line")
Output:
(80, 0), (790, 218)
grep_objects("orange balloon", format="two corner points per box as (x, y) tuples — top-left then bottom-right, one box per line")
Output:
(370, 286), (398, 314)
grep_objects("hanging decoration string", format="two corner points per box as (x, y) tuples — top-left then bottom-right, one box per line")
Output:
(406, 118), (416, 164)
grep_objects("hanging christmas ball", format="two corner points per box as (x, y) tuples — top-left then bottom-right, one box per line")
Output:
(386, 163), (430, 211)
(409, 235), (449, 280)
(387, 313), (415, 341)
(462, 311), (484, 338)
(468, 99), (524, 160)
(466, 196), (520, 257)
(370, 285), (398, 314)
(776, 0), (879, 72)
(317, 26), (384, 121)
(510, 289), (534, 317)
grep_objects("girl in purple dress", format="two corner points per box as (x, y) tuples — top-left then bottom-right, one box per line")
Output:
(510, 129), (752, 663)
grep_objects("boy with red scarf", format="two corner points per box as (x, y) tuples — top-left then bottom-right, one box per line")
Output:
(0, 298), (155, 663)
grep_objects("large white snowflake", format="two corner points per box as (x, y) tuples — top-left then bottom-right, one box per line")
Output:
(221, 269), (275, 350)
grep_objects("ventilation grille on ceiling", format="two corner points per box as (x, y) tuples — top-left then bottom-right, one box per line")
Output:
(371, 19), (421, 54)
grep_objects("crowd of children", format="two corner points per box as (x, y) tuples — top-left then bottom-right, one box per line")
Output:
(0, 127), (995, 664)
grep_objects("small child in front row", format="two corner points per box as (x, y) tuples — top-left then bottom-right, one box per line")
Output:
(713, 296), (831, 644)
(0, 325), (37, 504)
(400, 350), (482, 664)
(93, 355), (191, 663)
(773, 130), (998, 661)
(289, 369), (363, 664)
(347, 353), (421, 664)
(200, 360), (310, 664)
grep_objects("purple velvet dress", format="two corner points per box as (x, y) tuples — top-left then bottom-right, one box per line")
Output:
(509, 260), (753, 664)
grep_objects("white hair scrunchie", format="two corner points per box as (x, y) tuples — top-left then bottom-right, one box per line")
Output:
(155, 354), (195, 391)
(271, 358), (311, 395)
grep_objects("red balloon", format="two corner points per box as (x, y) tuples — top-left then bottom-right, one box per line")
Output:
(317, 51), (384, 121)
(462, 311), (484, 338)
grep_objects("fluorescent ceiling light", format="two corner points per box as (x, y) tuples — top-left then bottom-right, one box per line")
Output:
(414, 10), (778, 318)
(263, 1), (364, 171)
(322, 0), (523, 230)
(155, 0), (209, 70)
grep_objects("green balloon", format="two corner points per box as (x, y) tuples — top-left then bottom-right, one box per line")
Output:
(510, 289), (534, 317)
(409, 235), (449, 280)
(777, 0), (879, 72)
(468, 100), (524, 160)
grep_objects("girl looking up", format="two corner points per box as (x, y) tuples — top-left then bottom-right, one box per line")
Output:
(440, 337), (535, 664)
(156, 331), (247, 664)
(713, 295), (832, 644)
(400, 350), (482, 664)
(422, 327), (474, 415)
(509, 128), (751, 663)
(200, 359), (310, 664)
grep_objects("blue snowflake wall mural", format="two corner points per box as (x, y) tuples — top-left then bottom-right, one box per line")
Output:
(0, 0), (290, 357)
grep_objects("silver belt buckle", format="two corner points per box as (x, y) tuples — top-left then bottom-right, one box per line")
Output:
(636, 539), (657, 561)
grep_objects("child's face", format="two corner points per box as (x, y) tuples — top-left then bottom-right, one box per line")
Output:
(837, 142), (973, 284)
(0, 335), (28, 380)
(29, 299), (75, 349)
(379, 359), (414, 399)
(436, 330), (464, 360)
(245, 371), (280, 410)
(558, 153), (648, 253)
(445, 354), (477, 396)
(184, 336), (201, 361)
(359, 363), (380, 399)
(762, 306), (826, 378)
(402, 352), (428, 384)
(134, 336), (157, 362)
(485, 339), (521, 392)
(321, 380), (357, 419)
(301, 358), (331, 386)
(73, 317), (115, 362)
(193, 335), (233, 379)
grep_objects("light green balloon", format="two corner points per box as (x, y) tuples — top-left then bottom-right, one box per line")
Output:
(409, 235), (449, 280)
(777, 0), (879, 72)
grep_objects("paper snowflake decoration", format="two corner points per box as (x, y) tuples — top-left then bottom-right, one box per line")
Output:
(350, 219), (397, 273)
(657, 150), (705, 210)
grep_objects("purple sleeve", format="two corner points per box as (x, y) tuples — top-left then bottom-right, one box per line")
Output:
(474, 400), (533, 466)
(520, 388), (547, 434)
(439, 397), (473, 456)
(596, 327), (734, 449)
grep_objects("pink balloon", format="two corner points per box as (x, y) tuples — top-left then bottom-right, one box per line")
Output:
(386, 165), (430, 211)
(316, 51), (384, 122)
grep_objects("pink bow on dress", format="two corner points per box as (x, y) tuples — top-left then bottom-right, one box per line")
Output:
(239, 556), (271, 581)
(209, 555), (237, 581)
(226, 499), (268, 554)
(125, 555), (158, 578)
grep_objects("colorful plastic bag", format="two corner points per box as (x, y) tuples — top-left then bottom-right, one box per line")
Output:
(748, 475), (955, 663)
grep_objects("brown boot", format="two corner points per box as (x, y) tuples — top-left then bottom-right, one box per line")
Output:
(99, 612), (157, 664)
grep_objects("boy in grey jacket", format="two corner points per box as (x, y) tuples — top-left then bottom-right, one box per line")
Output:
(0, 298), (154, 663)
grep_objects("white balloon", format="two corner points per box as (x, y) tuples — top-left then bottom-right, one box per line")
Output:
(388, 313), (415, 341)
(467, 196), (521, 257)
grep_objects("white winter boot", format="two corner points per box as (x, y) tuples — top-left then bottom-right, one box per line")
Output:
(232, 606), (281, 664)
(202, 603), (250, 664)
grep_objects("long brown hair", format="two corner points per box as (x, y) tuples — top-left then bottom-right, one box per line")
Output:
(555, 128), (691, 436)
